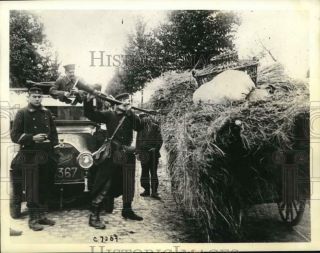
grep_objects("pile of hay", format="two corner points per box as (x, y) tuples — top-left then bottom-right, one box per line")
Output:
(150, 63), (309, 241)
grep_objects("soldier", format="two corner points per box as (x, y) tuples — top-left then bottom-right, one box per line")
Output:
(136, 114), (163, 199)
(49, 64), (85, 104)
(91, 83), (110, 111)
(88, 83), (108, 192)
(10, 86), (58, 231)
(91, 83), (109, 148)
(84, 93), (143, 229)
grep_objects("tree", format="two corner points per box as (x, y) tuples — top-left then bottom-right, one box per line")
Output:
(107, 10), (240, 94)
(157, 10), (240, 70)
(105, 68), (127, 96)
(120, 18), (163, 94)
(10, 10), (59, 88)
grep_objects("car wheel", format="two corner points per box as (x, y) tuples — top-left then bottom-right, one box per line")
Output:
(10, 197), (22, 219)
(10, 170), (22, 219)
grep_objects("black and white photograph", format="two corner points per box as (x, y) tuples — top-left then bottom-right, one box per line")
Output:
(0, 0), (319, 252)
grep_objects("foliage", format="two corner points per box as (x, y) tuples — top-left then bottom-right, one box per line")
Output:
(107, 10), (240, 94)
(105, 69), (127, 96)
(10, 10), (59, 87)
(117, 18), (163, 94)
(157, 10), (240, 69)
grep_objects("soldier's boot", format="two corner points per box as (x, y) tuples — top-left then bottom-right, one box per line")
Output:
(140, 188), (150, 197)
(122, 203), (143, 221)
(28, 209), (43, 231)
(28, 219), (44, 231)
(140, 184), (150, 197)
(151, 192), (161, 200)
(89, 205), (106, 229)
(10, 228), (22, 236)
(151, 185), (161, 200)
(38, 212), (55, 226)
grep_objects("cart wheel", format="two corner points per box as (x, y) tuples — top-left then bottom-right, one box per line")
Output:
(277, 199), (305, 226)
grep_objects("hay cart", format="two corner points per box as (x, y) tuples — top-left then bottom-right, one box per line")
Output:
(192, 52), (310, 227)
(192, 51), (259, 86)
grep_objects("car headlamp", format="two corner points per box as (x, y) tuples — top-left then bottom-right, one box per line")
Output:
(77, 152), (94, 169)
(235, 119), (242, 126)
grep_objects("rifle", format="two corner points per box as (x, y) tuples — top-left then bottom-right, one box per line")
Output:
(26, 80), (75, 104)
(26, 80), (55, 86)
(75, 80), (158, 115)
(26, 80), (158, 115)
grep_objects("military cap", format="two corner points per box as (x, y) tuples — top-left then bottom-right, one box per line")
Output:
(28, 85), (43, 94)
(115, 93), (130, 101)
(63, 64), (75, 71)
(93, 83), (102, 91)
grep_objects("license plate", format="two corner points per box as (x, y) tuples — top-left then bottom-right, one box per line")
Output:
(55, 167), (83, 182)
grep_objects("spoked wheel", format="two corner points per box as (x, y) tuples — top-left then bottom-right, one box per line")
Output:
(277, 154), (308, 227)
(277, 199), (306, 226)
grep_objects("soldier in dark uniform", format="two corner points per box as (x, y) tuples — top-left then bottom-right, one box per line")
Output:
(91, 83), (110, 148)
(10, 86), (58, 231)
(136, 114), (163, 199)
(49, 64), (85, 104)
(84, 93), (143, 229)
(87, 83), (108, 192)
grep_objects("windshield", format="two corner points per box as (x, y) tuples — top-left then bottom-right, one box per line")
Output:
(47, 106), (88, 121)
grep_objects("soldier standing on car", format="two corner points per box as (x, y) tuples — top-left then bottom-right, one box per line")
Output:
(49, 64), (85, 104)
(136, 114), (163, 199)
(84, 93), (143, 229)
(10, 86), (58, 231)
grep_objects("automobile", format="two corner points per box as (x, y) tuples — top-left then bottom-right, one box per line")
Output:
(8, 85), (107, 218)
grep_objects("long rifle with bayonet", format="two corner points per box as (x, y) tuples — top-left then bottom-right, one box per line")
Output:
(26, 80), (158, 115)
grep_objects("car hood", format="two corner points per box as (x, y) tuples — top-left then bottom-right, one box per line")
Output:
(56, 122), (96, 134)
(57, 132), (97, 153)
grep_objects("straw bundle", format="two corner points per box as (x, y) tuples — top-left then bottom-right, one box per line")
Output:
(150, 63), (309, 241)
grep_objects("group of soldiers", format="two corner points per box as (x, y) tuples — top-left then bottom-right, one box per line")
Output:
(10, 64), (163, 232)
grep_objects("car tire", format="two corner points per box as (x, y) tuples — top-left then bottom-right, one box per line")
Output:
(10, 169), (22, 219)
(10, 200), (22, 219)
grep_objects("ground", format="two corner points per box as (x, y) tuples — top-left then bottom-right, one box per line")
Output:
(9, 154), (310, 244)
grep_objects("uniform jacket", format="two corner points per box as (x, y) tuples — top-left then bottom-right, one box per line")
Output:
(136, 118), (163, 158)
(50, 75), (75, 99)
(84, 99), (143, 199)
(50, 75), (86, 104)
(84, 99), (143, 146)
(10, 104), (59, 168)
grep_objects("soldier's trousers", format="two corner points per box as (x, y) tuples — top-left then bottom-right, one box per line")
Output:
(11, 158), (56, 217)
(91, 152), (136, 207)
(140, 150), (159, 193)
